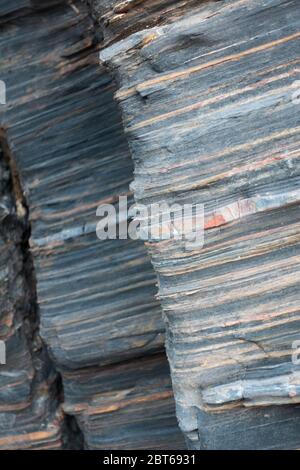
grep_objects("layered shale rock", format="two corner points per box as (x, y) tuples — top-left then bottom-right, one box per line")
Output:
(86, 0), (203, 47)
(0, 0), (183, 449)
(0, 136), (64, 449)
(63, 353), (185, 449)
(98, 0), (300, 449)
(2, 0), (299, 450)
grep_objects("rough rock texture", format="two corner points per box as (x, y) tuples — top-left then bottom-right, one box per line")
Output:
(0, 0), (184, 449)
(63, 353), (185, 449)
(2, 0), (299, 450)
(86, 0), (204, 47)
(0, 135), (64, 449)
(99, 0), (300, 449)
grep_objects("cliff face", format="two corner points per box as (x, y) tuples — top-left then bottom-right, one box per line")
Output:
(1, 0), (300, 450)
(97, 0), (300, 449)
(0, 0), (183, 449)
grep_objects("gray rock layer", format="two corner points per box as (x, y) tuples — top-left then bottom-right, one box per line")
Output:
(1, 0), (300, 450)
(0, 0), (184, 449)
(99, 0), (300, 449)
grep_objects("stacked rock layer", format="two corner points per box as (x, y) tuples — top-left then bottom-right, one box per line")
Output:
(0, 0), (184, 449)
(99, 0), (300, 449)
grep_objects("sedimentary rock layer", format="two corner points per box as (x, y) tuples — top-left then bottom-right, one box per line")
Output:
(0, 137), (64, 450)
(99, 0), (300, 449)
(1, 0), (163, 368)
(63, 353), (185, 449)
(86, 0), (204, 47)
(0, 0), (183, 449)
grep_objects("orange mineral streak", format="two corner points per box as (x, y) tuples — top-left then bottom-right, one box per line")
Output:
(0, 429), (59, 447)
(86, 390), (173, 416)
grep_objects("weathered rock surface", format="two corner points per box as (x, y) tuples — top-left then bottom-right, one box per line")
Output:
(86, 0), (203, 47)
(99, 0), (300, 449)
(0, 136), (64, 449)
(0, 0), (183, 449)
(2, 0), (299, 450)
(63, 353), (185, 449)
